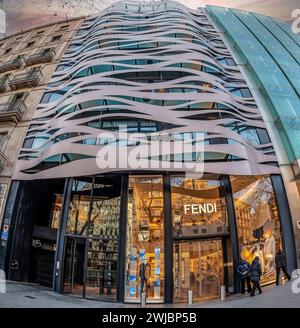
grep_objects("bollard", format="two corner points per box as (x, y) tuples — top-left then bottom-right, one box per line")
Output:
(141, 292), (146, 307)
(188, 290), (193, 305)
(220, 285), (226, 301)
(278, 271), (282, 285)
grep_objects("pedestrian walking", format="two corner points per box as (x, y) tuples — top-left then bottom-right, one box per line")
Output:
(275, 249), (291, 285)
(236, 259), (251, 294)
(250, 256), (262, 297)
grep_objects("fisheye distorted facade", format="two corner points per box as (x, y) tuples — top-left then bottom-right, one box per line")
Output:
(0, 1), (299, 304)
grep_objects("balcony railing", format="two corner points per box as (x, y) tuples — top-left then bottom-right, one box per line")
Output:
(0, 99), (27, 123)
(8, 69), (43, 90)
(0, 75), (8, 93)
(25, 49), (56, 66)
(0, 151), (7, 174)
(0, 56), (23, 74)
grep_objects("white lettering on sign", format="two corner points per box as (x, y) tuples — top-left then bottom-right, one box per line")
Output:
(184, 203), (217, 214)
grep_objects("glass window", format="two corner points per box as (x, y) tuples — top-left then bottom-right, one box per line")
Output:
(125, 176), (164, 302)
(50, 194), (63, 229)
(88, 189), (120, 239)
(231, 175), (282, 284)
(171, 177), (228, 238)
(64, 176), (121, 300)
(66, 178), (93, 236)
(86, 238), (118, 300)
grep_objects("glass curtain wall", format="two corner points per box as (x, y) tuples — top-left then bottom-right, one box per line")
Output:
(63, 176), (121, 300)
(125, 176), (164, 302)
(63, 178), (93, 296)
(231, 175), (282, 284)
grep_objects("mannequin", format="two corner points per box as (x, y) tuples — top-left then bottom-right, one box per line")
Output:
(263, 232), (276, 276)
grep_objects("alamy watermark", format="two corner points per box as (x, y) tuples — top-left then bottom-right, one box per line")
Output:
(95, 126), (205, 178)
(292, 9), (300, 34)
(291, 269), (300, 294)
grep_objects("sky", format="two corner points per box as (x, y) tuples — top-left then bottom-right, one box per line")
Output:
(2, 0), (300, 35)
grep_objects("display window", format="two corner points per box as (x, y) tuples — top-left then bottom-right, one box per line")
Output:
(66, 179), (93, 236)
(170, 176), (228, 238)
(231, 175), (282, 284)
(63, 176), (121, 300)
(125, 176), (164, 302)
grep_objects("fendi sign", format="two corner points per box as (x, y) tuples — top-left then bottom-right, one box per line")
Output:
(184, 203), (217, 215)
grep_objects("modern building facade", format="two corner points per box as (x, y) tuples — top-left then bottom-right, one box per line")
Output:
(0, 1), (299, 304)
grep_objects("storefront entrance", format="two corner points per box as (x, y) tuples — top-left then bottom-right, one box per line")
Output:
(60, 176), (121, 300)
(62, 236), (118, 300)
(174, 239), (224, 302)
(63, 236), (85, 296)
(2, 173), (296, 304)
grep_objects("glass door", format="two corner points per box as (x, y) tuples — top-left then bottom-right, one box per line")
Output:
(85, 238), (118, 300)
(174, 239), (224, 302)
(62, 176), (121, 300)
(62, 236), (85, 296)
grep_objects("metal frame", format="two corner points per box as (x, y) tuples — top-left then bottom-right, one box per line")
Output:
(53, 178), (73, 293)
(271, 174), (297, 274)
(116, 174), (129, 302)
(163, 174), (173, 304)
(222, 175), (240, 293)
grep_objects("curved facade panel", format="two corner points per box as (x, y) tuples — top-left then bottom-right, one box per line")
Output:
(13, 0), (279, 180)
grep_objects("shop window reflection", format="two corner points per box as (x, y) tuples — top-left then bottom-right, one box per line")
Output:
(50, 193), (62, 229)
(125, 176), (164, 302)
(86, 238), (118, 299)
(66, 179), (93, 236)
(231, 175), (282, 284)
(63, 177), (121, 300)
(89, 193), (120, 238)
(171, 177), (228, 238)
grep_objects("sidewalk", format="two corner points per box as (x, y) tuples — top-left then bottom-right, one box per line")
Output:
(0, 281), (299, 308)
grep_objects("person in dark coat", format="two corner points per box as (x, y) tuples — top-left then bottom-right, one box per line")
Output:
(236, 259), (251, 294)
(250, 256), (262, 296)
(275, 249), (291, 285)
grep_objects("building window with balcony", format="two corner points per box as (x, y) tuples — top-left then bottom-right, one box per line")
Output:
(0, 92), (27, 123)
(0, 56), (24, 74)
(25, 48), (55, 66)
(8, 67), (43, 90)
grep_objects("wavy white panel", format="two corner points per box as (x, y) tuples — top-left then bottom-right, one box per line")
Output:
(13, 1), (279, 180)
